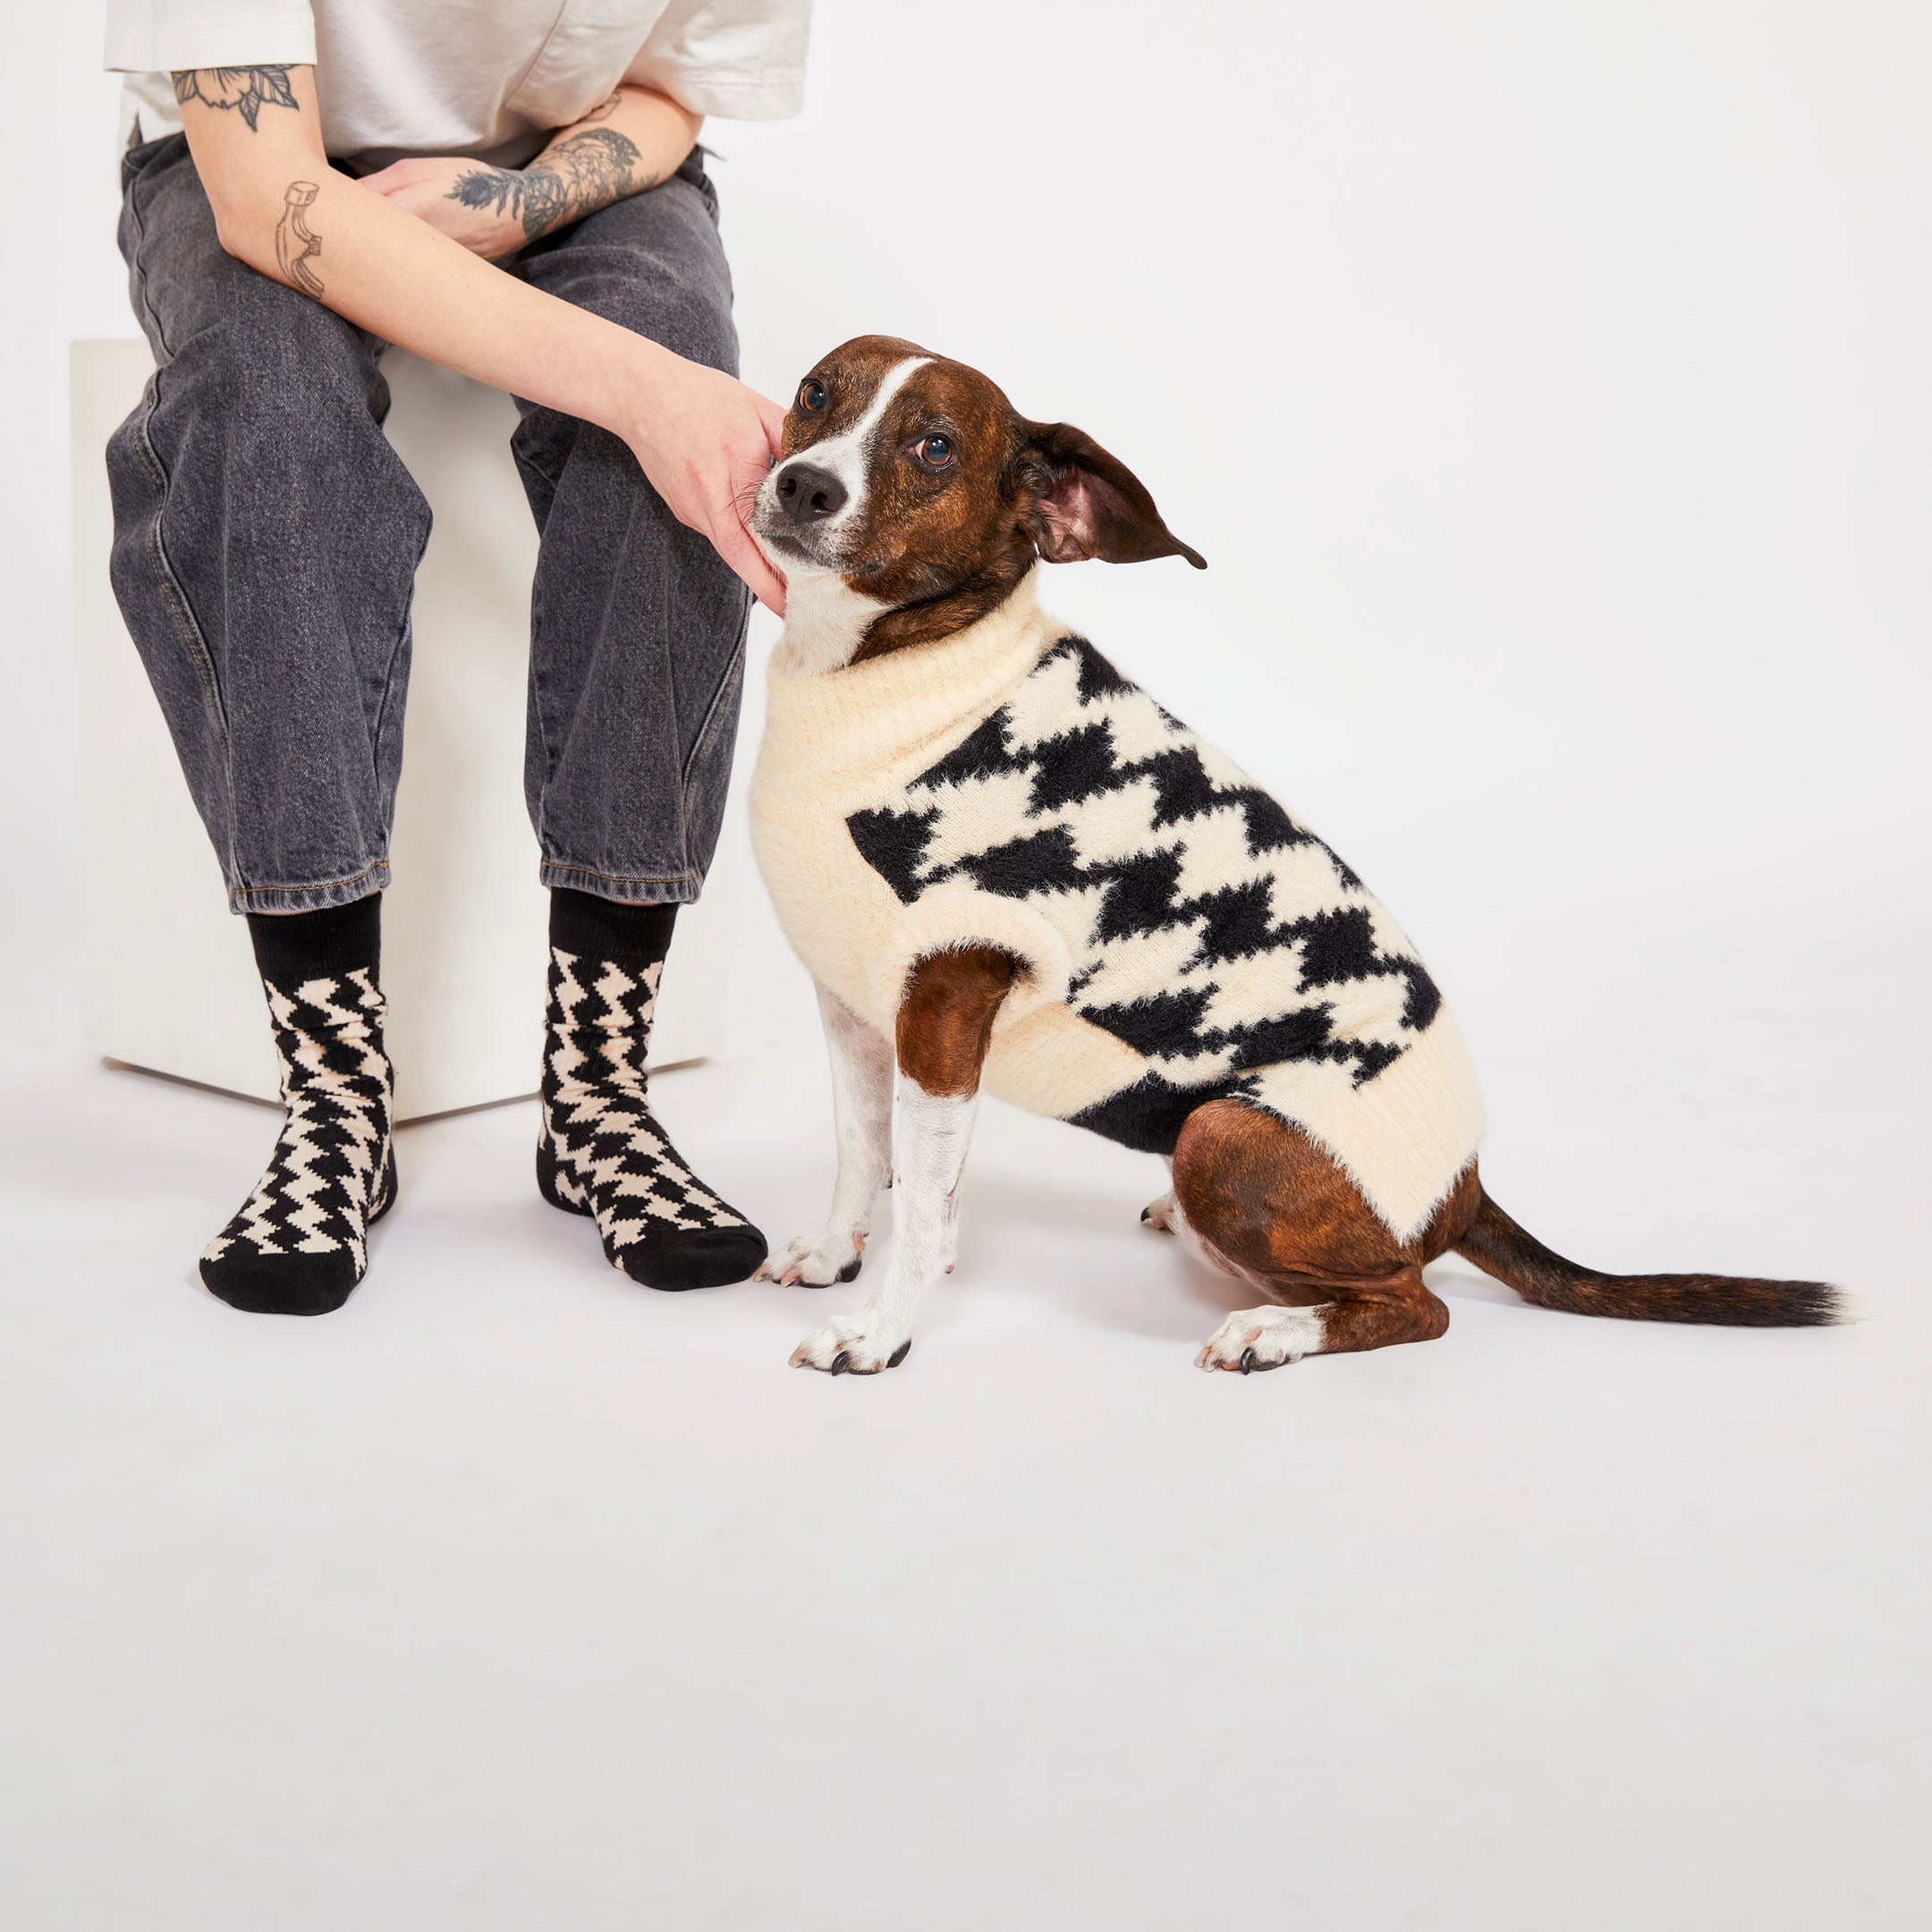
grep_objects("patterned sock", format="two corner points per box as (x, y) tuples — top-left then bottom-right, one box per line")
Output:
(537, 890), (767, 1292)
(199, 897), (396, 1317)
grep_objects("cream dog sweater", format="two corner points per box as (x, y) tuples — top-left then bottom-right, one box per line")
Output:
(750, 575), (1483, 1241)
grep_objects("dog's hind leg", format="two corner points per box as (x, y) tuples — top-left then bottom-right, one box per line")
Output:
(758, 984), (894, 1287)
(1171, 1098), (1479, 1372)
(789, 945), (1020, 1375)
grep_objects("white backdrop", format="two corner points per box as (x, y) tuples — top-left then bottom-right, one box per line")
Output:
(707, 0), (1932, 1260)
(9, 3), (1928, 1131)
(4, 6), (1929, 1928)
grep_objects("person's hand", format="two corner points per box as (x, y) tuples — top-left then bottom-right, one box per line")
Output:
(360, 156), (529, 259)
(361, 162), (789, 614)
(622, 355), (790, 615)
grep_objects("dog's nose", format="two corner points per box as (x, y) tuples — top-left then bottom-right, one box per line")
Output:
(775, 462), (848, 526)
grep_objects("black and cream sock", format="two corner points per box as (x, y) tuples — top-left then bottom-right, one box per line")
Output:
(538, 890), (767, 1291)
(199, 896), (396, 1317)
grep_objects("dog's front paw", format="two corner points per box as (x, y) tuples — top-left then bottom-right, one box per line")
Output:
(789, 1314), (911, 1376)
(755, 1228), (865, 1287)
(1141, 1189), (1177, 1233)
(1196, 1305), (1326, 1374)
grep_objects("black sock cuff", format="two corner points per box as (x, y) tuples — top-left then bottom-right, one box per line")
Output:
(247, 894), (382, 987)
(549, 889), (677, 966)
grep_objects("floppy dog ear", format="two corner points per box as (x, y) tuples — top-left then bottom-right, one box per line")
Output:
(1019, 421), (1207, 570)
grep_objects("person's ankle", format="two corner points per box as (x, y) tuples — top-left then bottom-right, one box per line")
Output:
(247, 894), (384, 983)
(547, 886), (676, 962)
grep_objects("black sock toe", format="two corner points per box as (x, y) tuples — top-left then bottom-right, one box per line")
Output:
(200, 1248), (363, 1317)
(614, 1223), (769, 1292)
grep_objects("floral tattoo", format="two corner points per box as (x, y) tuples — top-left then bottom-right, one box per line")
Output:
(446, 129), (655, 244)
(171, 66), (300, 133)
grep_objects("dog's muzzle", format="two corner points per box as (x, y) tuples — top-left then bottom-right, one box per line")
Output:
(773, 462), (848, 527)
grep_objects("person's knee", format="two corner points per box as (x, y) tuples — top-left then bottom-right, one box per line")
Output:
(131, 285), (425, 595)
(165, 281), (383, 445)
(604, 275), (739, 375)
(665, 284), (740, 377)
(570, 208), (740, 373)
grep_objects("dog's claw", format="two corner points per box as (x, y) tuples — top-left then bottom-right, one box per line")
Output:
(791, 1318), (913, 1375)
(1141, 1189), (1177, 1234)
(1197, 1306), (1326, 1374)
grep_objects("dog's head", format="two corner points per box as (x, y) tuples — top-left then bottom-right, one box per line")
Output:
(750, 336), (1204, 664)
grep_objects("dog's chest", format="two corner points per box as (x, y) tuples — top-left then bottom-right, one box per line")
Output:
(748, 734), (914, 1019)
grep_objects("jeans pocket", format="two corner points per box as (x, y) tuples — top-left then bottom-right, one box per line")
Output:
(683, 145), (723, 226)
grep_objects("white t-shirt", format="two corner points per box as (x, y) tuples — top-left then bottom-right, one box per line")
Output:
(105, 1), (812, 165)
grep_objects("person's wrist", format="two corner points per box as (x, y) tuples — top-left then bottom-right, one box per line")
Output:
(600, 334), (688, 450)
(487, 204), (527, 258)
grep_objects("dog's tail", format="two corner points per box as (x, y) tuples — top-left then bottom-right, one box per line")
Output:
(1453, 1189), (1846, 1327)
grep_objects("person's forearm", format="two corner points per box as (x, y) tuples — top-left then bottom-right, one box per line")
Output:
(175, 65), (672, 438)
(172, 64), (789, 611)
(446, 86), (701, 250)
(236, 165), (674, 432)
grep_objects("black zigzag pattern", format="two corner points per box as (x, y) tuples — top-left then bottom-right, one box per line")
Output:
(538, 942), (769, 1292)
(201, 969), (394, 1272)
(540, 946), (752, 1252)
(843, 636), (1441, 1138)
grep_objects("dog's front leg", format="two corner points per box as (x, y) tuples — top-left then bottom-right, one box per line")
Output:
(787, 1084), (975, 1374)
(758, 984), (894, 1286)
(789, 945), (1018, 1375)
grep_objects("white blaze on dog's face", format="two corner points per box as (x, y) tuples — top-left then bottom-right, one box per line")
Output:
(750, 334), (1205, 669)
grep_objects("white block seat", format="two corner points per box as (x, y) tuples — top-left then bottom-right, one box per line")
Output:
(71, 340), (727, 1122)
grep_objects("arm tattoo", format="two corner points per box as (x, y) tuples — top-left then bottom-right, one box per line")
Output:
(447, 129), (655, 243)
(171, 66), (300, 133)
(580, 91), (623, 123)
(276, 181), (325, 294)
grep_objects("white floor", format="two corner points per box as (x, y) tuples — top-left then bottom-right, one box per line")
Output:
(3, 950), (1926, 1931)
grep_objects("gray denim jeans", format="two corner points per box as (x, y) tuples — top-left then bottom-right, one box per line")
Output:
(107, 135), (751, 913)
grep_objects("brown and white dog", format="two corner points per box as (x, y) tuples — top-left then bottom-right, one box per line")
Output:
(745, 335), (1841, 1375)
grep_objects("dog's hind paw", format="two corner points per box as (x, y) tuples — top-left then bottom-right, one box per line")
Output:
(1141, 1189), (1177, 1233)
(790, 1314), (911, 1376)
(755, 1229), (865, 1288)
(1196, 1305), (1326, 1374)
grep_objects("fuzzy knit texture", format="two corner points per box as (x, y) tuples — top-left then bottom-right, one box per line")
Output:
(200, 897), (396, 1316)
(538, 891), (767, 1291)
(750, 573), (1485, 1241)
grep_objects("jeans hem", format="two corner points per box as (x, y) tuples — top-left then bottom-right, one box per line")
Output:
(228, 860), (389, 916)
(540, 859), (700, 906)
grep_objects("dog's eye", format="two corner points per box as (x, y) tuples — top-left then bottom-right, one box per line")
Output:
(798, 378), (827, 412)
(918, 434), (955, 469)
